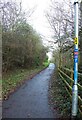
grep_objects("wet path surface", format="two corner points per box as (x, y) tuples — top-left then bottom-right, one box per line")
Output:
(2, 63), (57, 118)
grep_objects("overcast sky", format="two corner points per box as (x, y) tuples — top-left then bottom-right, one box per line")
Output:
(22, 0), (51, 32)
(14, 0), (74, 42)
(20, 0), (74, 44)
(21, 0), (53, 46)
(20, 0), (56, 59)
(15, 0), (75, 59)
(11, 0), (75, 59)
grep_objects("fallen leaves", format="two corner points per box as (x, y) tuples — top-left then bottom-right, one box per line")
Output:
(48, 69), (71, 118)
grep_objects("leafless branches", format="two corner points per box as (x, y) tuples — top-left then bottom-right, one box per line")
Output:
(46, 0), (74, 49)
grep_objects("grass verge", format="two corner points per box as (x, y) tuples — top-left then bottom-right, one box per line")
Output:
(2, 66), (47, 100)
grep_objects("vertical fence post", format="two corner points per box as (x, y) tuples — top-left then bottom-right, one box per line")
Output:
(59, 47), (61, 68)
(71, 51), (74, 87)
(70, 68), (73, 87)
(71, 0), (79, 118)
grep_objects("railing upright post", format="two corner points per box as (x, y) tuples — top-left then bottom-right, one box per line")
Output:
(70, 68), (73, 87)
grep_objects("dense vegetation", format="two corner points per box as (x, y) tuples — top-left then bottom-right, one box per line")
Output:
(1, 0), (48, 73)
(1, 0), (49, 99)
(2, 23), (48, 72)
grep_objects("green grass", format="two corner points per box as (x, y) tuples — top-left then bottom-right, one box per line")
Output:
(43, 61), (50, 67)
(2, 66), (46, 100)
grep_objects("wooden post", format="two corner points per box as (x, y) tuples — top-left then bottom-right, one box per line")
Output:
(70, 68), (73, 87)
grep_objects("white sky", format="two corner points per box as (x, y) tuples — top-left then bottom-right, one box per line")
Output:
(16, 0), (75, 60)
(5, 0), (75, 45)
(21, 0), (58, 60)
(20, 0), (74, 43)
(15, 0), (75, 43)
(21, 0), (53, 45)
(12, 0), (75, 59)
(22, 0), (51, 31)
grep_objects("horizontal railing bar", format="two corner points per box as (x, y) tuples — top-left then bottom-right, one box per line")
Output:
(59, 68), (73, 82)
(62, 67), (82, 77)
(58, 68), (82, 90)
(59, 72), (82, 115)
(59, 72), (72, 100)
(59, 72), (82, 103)
(63, 67), (74, 73)
(59, 72), (72, 90)
(78, 108), (82, 116)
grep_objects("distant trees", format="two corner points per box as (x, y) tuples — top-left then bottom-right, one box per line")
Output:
(47, 0), (82, 71)
(1, 0), (47, 72)
(46, 0), (74, 68)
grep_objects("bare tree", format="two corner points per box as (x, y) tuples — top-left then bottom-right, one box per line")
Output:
(46, 0), (75, 67)
(1, 0), (23, 31)
(0, 0), (35, 31)
(46, 0), (74, 48)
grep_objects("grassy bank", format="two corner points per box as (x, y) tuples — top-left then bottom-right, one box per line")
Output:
(2, 65), (48, 100)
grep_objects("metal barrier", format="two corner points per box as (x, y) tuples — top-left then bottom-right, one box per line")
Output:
(58, 68), (82, 116)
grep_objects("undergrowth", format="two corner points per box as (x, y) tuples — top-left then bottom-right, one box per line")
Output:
(49, 69), (71, 118)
